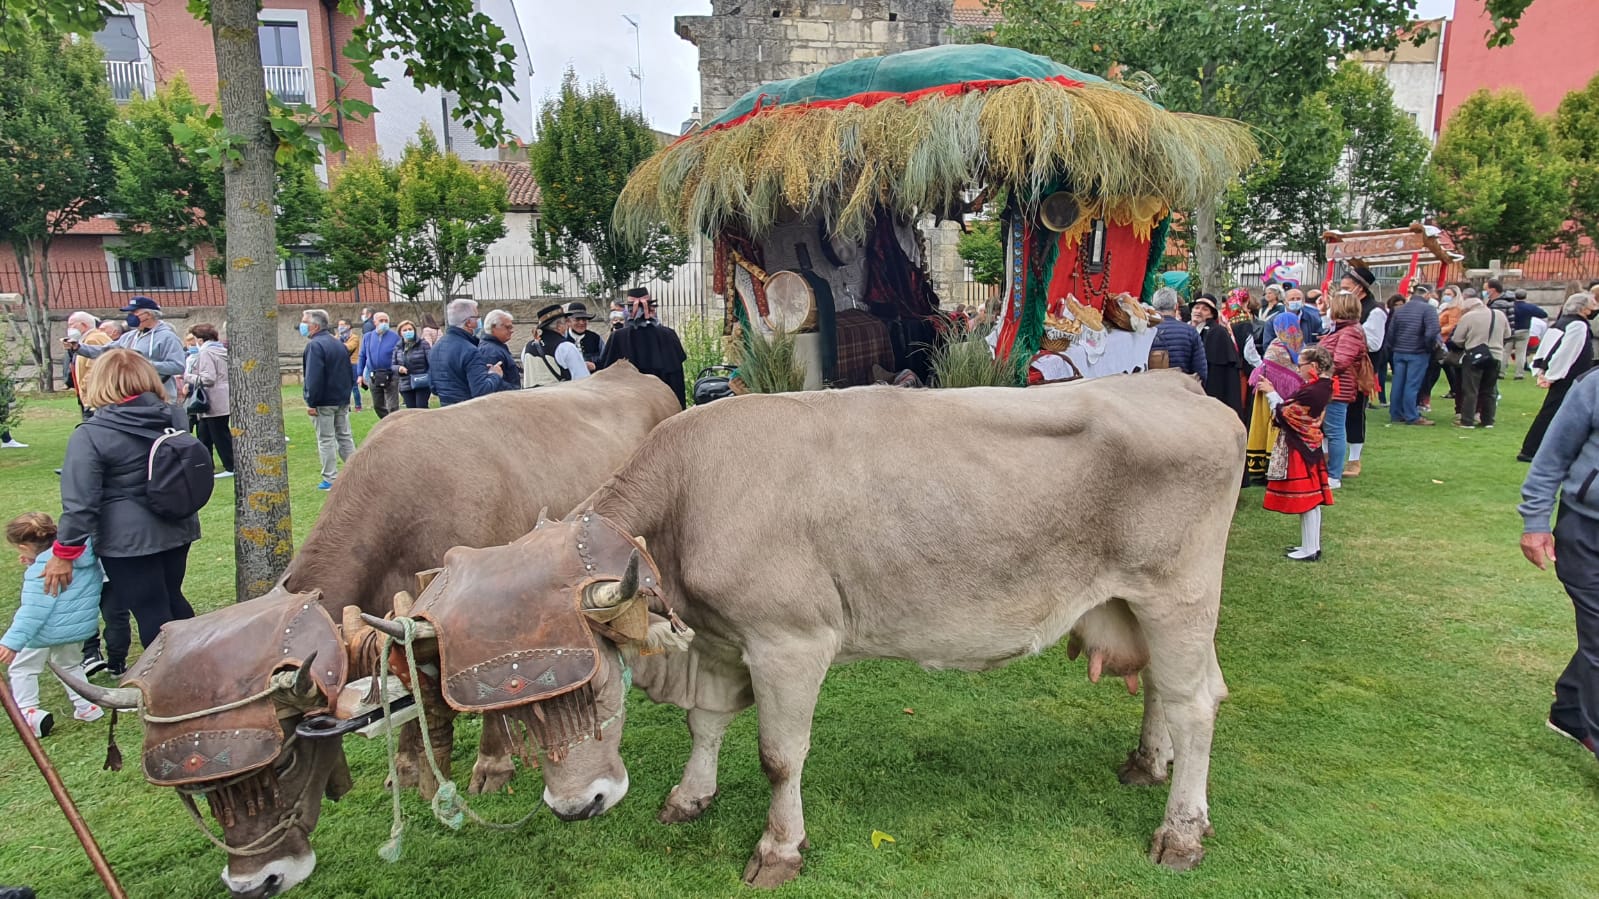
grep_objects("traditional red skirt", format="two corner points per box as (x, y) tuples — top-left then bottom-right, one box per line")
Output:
(1264, 451), (1333, 514)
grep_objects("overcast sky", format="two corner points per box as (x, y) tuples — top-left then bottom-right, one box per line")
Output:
(515, 0), (1458, 136)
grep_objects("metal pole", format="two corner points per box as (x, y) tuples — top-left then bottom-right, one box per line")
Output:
(0, 678), (128, 899)
(623, 14), (643, 120)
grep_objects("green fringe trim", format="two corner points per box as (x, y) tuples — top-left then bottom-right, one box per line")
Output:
(1140, 215), (1173, 305)
(1009, 225), (1055, 386)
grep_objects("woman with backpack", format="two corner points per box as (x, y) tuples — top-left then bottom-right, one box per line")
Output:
(42, 350), (198, 648)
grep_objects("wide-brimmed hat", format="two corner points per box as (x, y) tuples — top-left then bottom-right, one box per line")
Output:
(120, 295), (160, 313)
(564, 301), (594, 320)
(536, 304), (567, 329)
(1190, 295), (1220, 317)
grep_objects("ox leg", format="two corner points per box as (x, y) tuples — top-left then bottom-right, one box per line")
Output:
(742, 648), (831, 889)
(470, 713), (519, 795)
(660, 707), (741, 823)
(1140, 620), (1227, 872)
(1118, 679), (1173, 786)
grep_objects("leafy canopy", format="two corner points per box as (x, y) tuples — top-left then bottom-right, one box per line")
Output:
(1554, 73), (1599, 252)
(957, 220), (1004, 286)
(532, 69), (689, 295)
(313, 125), (507, 302)
(1428, 89), (1568, 266)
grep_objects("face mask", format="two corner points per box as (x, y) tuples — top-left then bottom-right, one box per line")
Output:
(66, 328), (82, 342)
(402, 330), (415, 341)
(186, 346), (200, 356)
(360, 313), (370, 322)
(1287, 301), (1303, 312)
(338, 327), (351, 338)
(376, 322), (389, 332)
(299, 322), (311, 337)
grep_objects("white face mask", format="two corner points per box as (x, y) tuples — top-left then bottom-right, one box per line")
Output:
(66, 328), (83, 342)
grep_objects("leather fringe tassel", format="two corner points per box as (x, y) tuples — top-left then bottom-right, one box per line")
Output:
(508, 683), (597, 763)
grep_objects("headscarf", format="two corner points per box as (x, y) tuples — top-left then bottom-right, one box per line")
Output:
(1270, 311), (1303, 363)
(1224, 288), (1251, 324)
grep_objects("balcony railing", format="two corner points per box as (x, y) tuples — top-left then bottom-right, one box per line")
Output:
(264, 65), (311, 105)
(103, 59), (150, 103)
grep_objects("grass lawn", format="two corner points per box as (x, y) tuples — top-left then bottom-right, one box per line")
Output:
(0, 381), (1592, 898)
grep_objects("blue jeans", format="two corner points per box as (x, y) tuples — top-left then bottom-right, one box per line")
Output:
(1390, 352), (1429, 423)
(350, 363), (363, 408)
(1325, 400), (1349, 479)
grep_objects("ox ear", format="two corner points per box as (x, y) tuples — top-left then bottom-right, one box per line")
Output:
(641, 612), (694, 655)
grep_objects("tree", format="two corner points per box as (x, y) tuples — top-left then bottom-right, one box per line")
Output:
(314, 125), (507, 310)
(1485, 0), (1535, 47)
(1429, 89), (1568, 266)
(0, 27), (115, 391)
(1323, 62), (1433, 232)
(991, 0), (1418, 292)
(1554, 73), (1599, 253)
(533, 70), (690, 296)
(957, 219), (1004, 286)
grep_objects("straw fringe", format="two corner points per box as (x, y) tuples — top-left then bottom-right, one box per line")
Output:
(616, 78), (1256, 243)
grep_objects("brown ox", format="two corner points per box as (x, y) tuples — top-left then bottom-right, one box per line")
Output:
(377, 371), (1242, 887)
(64, 363), (678, 898)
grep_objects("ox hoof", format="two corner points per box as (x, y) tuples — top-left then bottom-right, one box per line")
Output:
(658, 787), (718, 824)
(469, 756), (516, 795)
(742, 844), (804, 889)
(1117, 750), (1170, 786)
(1149, 825), (1207, 871)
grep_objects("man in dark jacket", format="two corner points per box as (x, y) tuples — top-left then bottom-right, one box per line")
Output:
(565, 302), (605, 366)
(476, 309), (522, 392)
(1386, 292), (1441, 426)
(1149, 287), (1206, 377)
(599, 288), (688, 407)
(1509, 289), (1549, 380)
(301, 308), (356, 489)
(431, 298), (515, 406)
(1260, 287), (1325, 347)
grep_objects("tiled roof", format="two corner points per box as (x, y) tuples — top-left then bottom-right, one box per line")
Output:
(65, 216), (125, 236)
(471, 161), (540, 210)
(952, 7), (1004, 28)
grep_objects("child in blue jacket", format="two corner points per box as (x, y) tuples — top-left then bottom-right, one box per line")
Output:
(1, 513), (105, 737)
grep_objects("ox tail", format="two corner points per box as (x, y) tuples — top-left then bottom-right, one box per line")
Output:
(1066, 599), (1149, 694)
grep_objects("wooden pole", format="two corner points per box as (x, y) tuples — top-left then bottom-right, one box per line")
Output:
(0, 678), (127, 898)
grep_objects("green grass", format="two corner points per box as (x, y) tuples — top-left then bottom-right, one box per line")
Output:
(0, 383), (1592, 898)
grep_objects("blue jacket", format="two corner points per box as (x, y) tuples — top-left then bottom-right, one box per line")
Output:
(303, 329), (355, 408)
(359, 328), (401, 375)
(476, 337), (522, 393)
(1513, 300), (1549, 332)
(431, 326), (515, 406)
(1152, 316), (1207, 376)
(1388, 300), (1441, 355)
(2, 544), (104, 650)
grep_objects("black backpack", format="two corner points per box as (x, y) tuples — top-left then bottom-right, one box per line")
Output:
(91, 420), (215, 519)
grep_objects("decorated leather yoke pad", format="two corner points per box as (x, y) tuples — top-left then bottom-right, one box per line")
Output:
(126, 591), (346, 787)
(412, 513), (662, 715)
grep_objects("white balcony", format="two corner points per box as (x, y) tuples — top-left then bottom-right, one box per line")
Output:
(103, 59), (150, 103)
(264, 65), (312, 105)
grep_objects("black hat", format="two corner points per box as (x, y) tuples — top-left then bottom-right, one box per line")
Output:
(120, 295), (160, 313)
(1191, 296), (1220, 317)
(564, 301), (594, 320)
(1346, 264), (1377, 293)
(536, 304), (567, 329)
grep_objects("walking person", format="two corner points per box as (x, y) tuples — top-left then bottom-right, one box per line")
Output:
(1387, 285), (1441, 426)
(392, 320), (433, 409)
(1521, 292), (1599, 461)
(1, 513), (105, 737)
(1451, 293), (1508, 430)
(1520, 367), (1599, 757)
(1318, 288), (1378, 488)
(47, 350), (197, 651)
(357, 310), (402, 418)
(1265, 347), (1336, 562)
(183, 324), (234, 477)
(300, 309), (356, 490)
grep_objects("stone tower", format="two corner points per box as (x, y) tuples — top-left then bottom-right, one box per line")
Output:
(676, 1), (958, 122)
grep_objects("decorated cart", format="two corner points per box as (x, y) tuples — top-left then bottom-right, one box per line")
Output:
(1322, 222), (1463, 296)
(616, 44), (1257, 387)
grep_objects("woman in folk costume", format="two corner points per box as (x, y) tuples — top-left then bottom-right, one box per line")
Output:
(1192, 294), (1246, 423)
(1244, 311), (1307, 485)
(1266, 346), (1336, 562)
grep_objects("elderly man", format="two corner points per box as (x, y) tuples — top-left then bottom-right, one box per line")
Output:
(430, 298), (515, 406)
(62, 312), (108, 421)
(300, 309), (356, 490)
(1149, 287), (1206, 377)
(1261, 287), (1325, 347)
(1521, 367), (1599, 757)
(357, 310), (402, 418)
(476, 309), (522, 392)
(67, 296), (186, 406)
(1522, 292), (1599, 461)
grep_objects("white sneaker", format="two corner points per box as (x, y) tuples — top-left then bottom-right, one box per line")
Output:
(75, 705), (104, 723)
(214, 470), (235, 479)
(23, 707), (54, 737)
(1328, 477), (1342, 490)
(0, 439), (27, 448)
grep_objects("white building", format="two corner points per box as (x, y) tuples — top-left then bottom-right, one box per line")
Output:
(1355, 18), (1448, 143)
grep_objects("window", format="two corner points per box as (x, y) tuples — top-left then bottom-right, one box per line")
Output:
(94, 15), (141, 63)
(116, 256), (192, 292)
(283, 248), (326, 290)
(259, 21), (308, 103)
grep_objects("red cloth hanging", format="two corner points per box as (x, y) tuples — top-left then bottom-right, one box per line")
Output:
(1395, 251), (1420, 297)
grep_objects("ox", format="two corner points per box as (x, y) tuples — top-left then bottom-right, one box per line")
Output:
(371, 371), (1244, 887)
(63, 363), (678, 898)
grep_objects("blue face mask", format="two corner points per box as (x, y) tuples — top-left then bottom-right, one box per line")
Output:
(1287, 301), (1304, 313)
(186, 345), (200, 355)
(376, 321), (389, 332)
(401, 330), (415, 341)
(299, 322), (310, 337)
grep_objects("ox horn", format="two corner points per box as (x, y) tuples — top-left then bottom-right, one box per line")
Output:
(360, 613), (436, 642)
(49, 663), (140, 710)
(585, 550), (641, 611)
(535, 506), (550, 529)
(292, 650), (320, 696)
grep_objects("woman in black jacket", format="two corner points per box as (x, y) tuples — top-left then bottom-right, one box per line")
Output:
(391, 319), (433, 408)
(42, 350), (197, 647)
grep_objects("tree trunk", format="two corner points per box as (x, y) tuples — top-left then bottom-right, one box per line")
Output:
(212, 0), (294, 601)
(12, 242), (55, 393)
(1193, 194), (1226, 295)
